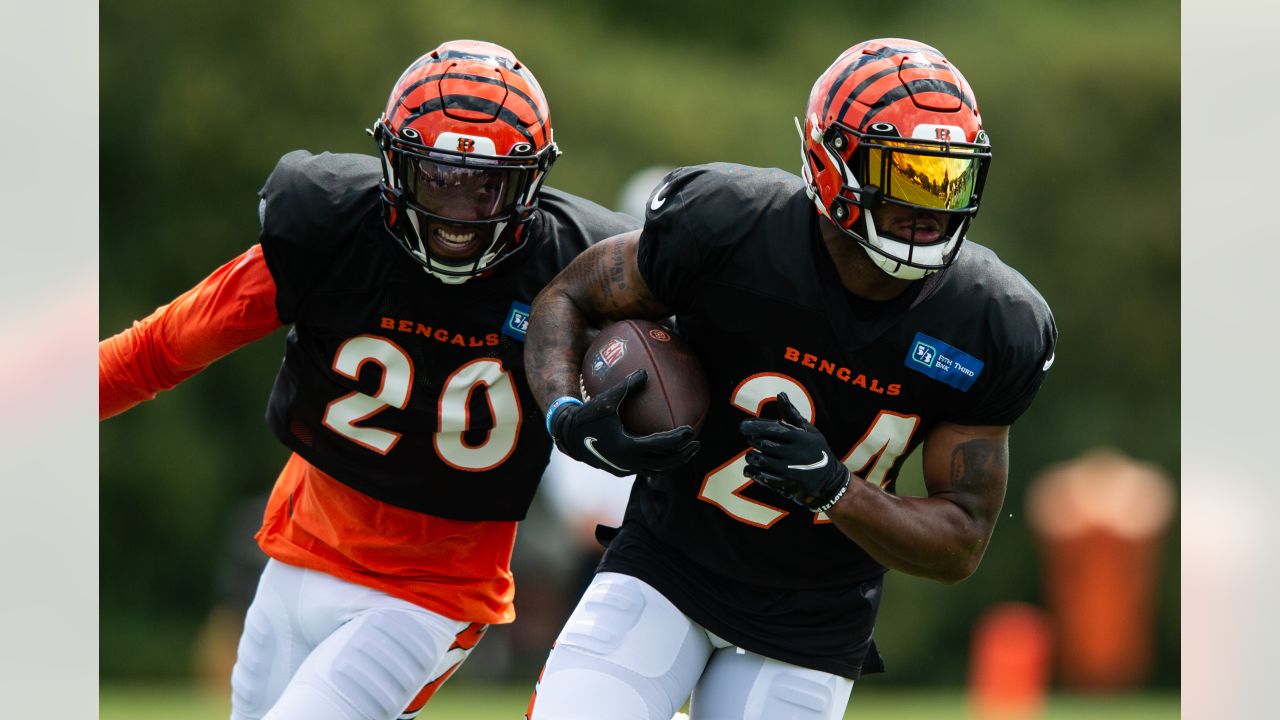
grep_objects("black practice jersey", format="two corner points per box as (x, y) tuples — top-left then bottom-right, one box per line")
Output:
(257, 151), (637, 521)
(600, 163), (1057, 678)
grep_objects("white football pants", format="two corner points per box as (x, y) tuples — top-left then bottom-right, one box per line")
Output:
(527, 572), (854, 720)
(229, 559), (485, 720)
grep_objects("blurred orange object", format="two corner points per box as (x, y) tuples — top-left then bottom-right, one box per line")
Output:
(969, 602), (1053, 720)
(1026, 449), (1175, 692)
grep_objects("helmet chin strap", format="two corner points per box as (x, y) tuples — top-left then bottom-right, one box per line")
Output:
(860, 211), (966, 281)
(861, 211), (920, 280)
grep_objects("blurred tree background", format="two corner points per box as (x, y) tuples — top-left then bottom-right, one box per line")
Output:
(100, 0), (1179, 690)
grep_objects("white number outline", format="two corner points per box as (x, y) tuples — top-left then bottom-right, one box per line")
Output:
(434, 358), (522, 472)
(697, 373), (813, 528)
(321, 335), (522, 470)
(697, 372), (921, 527)
(815, 409), (921, 525)
(322, 334), (414, 454)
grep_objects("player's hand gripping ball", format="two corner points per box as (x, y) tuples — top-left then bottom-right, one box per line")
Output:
(582, 320), (709, 435)
(548, 320), (707, 477)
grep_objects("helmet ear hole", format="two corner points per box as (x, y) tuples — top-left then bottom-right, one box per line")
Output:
(806, 149), (827, 174)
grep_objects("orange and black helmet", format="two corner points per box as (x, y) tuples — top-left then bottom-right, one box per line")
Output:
(371, 40), (558, 284)
(799, 39), (991, 279)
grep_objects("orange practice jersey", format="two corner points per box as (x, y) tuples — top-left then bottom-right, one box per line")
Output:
(99, 245), (518, 624)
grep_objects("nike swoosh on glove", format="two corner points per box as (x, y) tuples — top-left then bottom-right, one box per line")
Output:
(739, 392), (851, 512)
(551, 369), (700, 477)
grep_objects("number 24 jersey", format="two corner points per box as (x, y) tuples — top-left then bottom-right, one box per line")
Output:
(601, 162), (1057, 678)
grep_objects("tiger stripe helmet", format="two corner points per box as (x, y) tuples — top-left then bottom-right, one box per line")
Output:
(798, 39), (991, 280)
(372, 40), (558, 284)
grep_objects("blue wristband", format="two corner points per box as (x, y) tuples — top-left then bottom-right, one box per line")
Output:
(545, 396), (584, 437)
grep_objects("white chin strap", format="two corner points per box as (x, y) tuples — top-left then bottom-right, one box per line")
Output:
(862, 212), (965, 280)
(406, 212), (507, 285)
(425, 255), (495, 285)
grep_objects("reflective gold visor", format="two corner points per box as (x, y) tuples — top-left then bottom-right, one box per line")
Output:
(866, 141), (980, 211)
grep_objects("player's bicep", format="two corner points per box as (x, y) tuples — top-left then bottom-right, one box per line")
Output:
(556, 230), (672, 323)
(920, 422), (1010, 532)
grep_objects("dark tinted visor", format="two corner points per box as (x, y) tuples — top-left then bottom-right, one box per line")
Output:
(405, 158), (525, 222)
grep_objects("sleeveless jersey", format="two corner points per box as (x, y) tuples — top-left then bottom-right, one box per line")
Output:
(258, 150), (638, 521)
(600, 163), (1057, 678)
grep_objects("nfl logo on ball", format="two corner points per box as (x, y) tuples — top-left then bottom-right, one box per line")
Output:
(591, 337), (627, 377)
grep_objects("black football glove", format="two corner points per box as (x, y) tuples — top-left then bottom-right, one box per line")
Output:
(551, 369), (700, 477)
(739, 392), (851, 512)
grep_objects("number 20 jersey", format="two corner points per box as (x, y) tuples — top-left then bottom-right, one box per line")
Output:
(600, 163), (1057, 678)
(258, 150), (638, 522)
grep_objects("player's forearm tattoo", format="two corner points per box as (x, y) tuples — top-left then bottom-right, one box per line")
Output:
(948, 438), (1008, 522)
(526, 289), (591, 408)
(608, 239), (627, 293)
(527, 236), (672, 410)
(589, 237), (630, 313)
(553, 240), (622, 317)
(585, 237), (667, 317)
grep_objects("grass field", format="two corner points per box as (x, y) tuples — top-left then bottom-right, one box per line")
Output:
(100, 682), (1178, 719)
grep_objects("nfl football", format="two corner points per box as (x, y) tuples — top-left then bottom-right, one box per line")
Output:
(581, 319), (709, 436)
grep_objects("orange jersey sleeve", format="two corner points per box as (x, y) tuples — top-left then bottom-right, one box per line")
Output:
(99, 245), (283, 420)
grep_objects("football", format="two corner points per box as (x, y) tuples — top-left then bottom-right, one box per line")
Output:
(581, 319), (709, 436)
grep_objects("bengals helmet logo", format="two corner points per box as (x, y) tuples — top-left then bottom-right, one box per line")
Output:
(457, 137), (476, 152)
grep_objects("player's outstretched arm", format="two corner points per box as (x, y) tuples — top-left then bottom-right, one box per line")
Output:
(826, 422), (1010, 583)
(99, 245), (283, 420)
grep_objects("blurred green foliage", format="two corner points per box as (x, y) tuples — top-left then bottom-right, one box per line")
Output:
(100, 0), (1179, 688)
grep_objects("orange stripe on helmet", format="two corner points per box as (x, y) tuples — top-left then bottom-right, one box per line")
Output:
(400, 97), (537, 144)
(854, 80), (974, 129)
(392, 72), (547, 123)
(818, 39), (975, 132)
(383, 39), (553, 150)
(819, 40), (937, 114)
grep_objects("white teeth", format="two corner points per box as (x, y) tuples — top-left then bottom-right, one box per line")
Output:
(435, 228), (476, 246)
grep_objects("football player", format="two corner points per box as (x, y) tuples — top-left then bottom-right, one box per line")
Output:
(99, 40), (643, 720)
(523, 39), (1058, 720)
